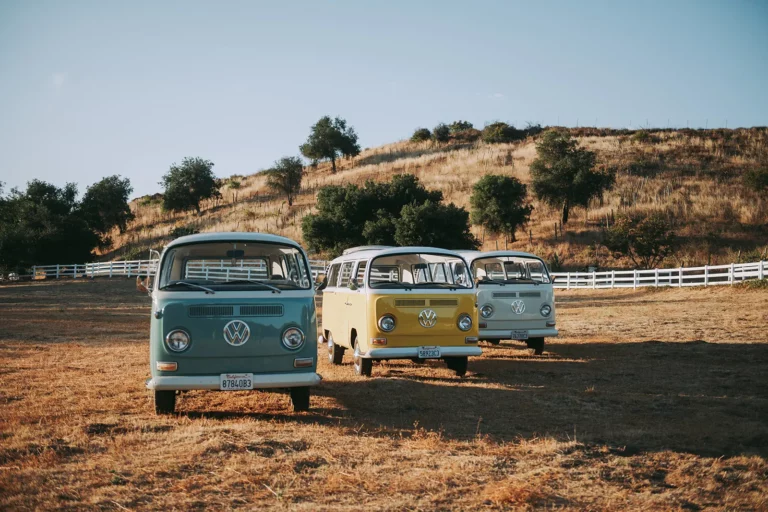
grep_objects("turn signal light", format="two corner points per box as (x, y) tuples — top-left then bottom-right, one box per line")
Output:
(371, 338), (388, 345)
(156, 362), (178, 371)
(546, 321), (556, 327)
(479, 322), (487, 328)
(465, 337), (479, 344)
(293, 358), (314, 368)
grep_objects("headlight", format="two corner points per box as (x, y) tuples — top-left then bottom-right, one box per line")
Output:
(480, 304), (494, 318)
(457, 313), (473, 331)
(282, 327), (305, 350)
(378, 314), (396, 332)
(165, 329), (191, 352)
(540, 304), (552, 317)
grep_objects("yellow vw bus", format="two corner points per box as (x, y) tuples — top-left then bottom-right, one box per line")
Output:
(317, 246), (481, 377)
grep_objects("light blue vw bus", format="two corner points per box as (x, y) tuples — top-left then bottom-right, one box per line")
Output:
(142, 233), (320, 414)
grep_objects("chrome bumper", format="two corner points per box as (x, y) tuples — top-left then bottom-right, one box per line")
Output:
(146, 372), (321, 391)
(364, 346), (482, 359)
(479, 328), (559, 339)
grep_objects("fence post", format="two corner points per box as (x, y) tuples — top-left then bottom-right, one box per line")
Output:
(611, 270), (615, 289)
(654, 268), (659, 287)
(74, 264), (78, 279)
(704, 265), (708, 287)
(760, 261), (765, 280)
(56, 264), (60, 279)
(110, 262), (114, 278)
(729, 263), (734, 285)
(566, 273), (571, 290)
(678, 267), (682, 287)
(592, 271), (596, 289)
(633, 269), (637, 289)
(128, 262), (132, 278)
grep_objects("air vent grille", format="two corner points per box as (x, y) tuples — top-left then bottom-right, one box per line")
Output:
(395, 299), (426, 307)
(239, 304), (284, 317)
(492, 292), (517, 298)
(188, 305), (234, 317)
(430, 299), (458, 306)
(519, 292), (541, 298)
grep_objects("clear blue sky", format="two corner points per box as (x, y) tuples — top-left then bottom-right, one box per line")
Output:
(1, 0), (766, 198)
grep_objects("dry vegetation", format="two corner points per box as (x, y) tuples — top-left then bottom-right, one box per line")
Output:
(1, 280), (767, 510)
(107, 128), (768, 269)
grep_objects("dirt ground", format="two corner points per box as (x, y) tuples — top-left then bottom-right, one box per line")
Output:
(1, 280), (766, 511)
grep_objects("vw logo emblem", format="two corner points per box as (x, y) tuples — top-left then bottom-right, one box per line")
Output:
(418, 309), (437, 328)
(223, 320), (250, 346)
(511, 300), (526, 315)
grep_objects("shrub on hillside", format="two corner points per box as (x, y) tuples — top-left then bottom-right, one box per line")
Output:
(603, 213), (676, 269)
(170, 225), (199, 238)
(432, 123), (450, 143)
(482, 122), (525, 144)
(410, 128), (432, 142)
(451, 128), (482, 142)
(744, 168), (768, 195)
(449, 120), (474, 133)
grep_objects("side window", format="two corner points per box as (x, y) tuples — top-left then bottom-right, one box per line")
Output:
(327, 264), (341, 288)
(338, 262), (354, 288)
(527, 261), (550, 283)
(355, 261), (367, 288)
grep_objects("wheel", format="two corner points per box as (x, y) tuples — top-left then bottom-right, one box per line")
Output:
(410, 357), (425, 364)
(154, 390), (176, 414)
(290, 387), (310, 412)
(445, 356), (468, 377)
(486, 339), (500, 346)
(353, 338), (372, 377)
(526, 337), (545, 355)
(327, 333), (345, 365)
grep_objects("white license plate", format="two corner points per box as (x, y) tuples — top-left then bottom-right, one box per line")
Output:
(511, 330), (529, 340)
(220, 373), (253, 390)
(417, 346), (441, 359)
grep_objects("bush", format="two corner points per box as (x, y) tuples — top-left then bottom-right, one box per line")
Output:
(744, 168), (768, 195)
(170, 225), (199, 238)
(432, 123), (450, 143)
(410, 128), (432, 142)
(451, 128), (482, 142)
(604, 213), (676, 268)
(481, 122), (525, 144)
(449, 121), (474, 133)
(395, 201), (479, 250)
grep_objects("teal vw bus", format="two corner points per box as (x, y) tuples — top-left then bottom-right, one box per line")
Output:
(142, 233), (320, 414)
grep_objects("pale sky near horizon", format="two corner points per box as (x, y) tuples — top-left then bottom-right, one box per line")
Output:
(1, 0), (766, 198)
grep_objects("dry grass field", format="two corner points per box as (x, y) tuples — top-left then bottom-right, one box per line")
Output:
(1, 280), (767, 510)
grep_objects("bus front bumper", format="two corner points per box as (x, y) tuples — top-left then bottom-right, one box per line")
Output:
(146, 372), (321, 391)
(479, 328), (559, 340)
(364, 346), (482, 359)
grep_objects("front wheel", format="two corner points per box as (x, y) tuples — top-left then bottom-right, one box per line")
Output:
(445, 356), (468, 377)
(526, 337), (545, 355)
(154, 390), (176, 415)
(485, 339), (500, 346)
(290, 386), (310, 412)
(327, 333), (345, 365)
(353, 340), (372, 377)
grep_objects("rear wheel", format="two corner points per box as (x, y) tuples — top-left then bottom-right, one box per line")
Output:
(526, 337), (545, 355)
(445, 356), (468, 377)
(353, 338), (372, 377)
(290, 387), (310, 412)
(327, 333), (345, 365)
(154, 390), (176, 415)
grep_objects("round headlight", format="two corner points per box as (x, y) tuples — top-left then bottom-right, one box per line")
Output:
(540, 304), (552, 317)
(457, 313), (473, 332)
(282, 327), (305, 350)
(480, 304), (494, 318)
(378, 314), (396, 332)
(165, 329), (191, 352)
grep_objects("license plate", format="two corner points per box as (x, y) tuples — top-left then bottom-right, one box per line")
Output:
(511, 330), (529, 340)
(220, 373), (253, 390)
(417, 346), (441, 359)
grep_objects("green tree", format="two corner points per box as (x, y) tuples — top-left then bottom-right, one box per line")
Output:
(530, 130), (614, 225)
(449, 120), (474, 133)
(603, 213), (676, 268)
(432, 123), (450, 142)
(395, 200), (480, 249)
(470, 175), (533, 242)
(410, 128), (431, 142)
(80, 175), (135, 243)
(300, 116), (360, 173)
(481, 122), (525, 144)
(266, 156), (304, 206)
(160, 157), (221, 214)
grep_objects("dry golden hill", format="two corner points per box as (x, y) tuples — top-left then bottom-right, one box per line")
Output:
(108, 128), (767, 270)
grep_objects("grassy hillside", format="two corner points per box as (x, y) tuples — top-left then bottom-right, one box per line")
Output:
(108, 128), (768, 270)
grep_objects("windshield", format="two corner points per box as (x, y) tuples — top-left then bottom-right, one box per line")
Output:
(368, 253), (472, 289)
(471, 256), (551, 284)
(158, 241), (311, 291)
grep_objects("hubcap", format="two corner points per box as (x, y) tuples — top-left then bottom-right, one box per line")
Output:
(353, 345), (361, 372)
(327, 337), (333, 361)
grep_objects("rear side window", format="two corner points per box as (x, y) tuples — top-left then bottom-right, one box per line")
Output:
(370, 265), (400, 284)
(338, 262), (354, 287)
(355, 261), (367, 288)
(327, 264), (341, 287)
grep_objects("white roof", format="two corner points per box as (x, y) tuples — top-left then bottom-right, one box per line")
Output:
(166, 232), (304, 250)
(330, 246), (472, 264)
(458, 250), (545, 264)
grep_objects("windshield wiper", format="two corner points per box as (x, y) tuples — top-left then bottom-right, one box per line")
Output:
(371, 282), (411, 289)
(160, 281), (216, 294)
(502, 278), (539, 285)
(223, 279), (282, 293)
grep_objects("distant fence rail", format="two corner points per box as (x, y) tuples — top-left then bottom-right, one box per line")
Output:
(3, 260), (765, 290)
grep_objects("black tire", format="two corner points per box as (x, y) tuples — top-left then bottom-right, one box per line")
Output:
(154, 390), (176, 415)
(526, 337), (545, 355)
(445, 356), (468, 377)
(352, 337), (372, 377)
(290, 386), (310, 412)
(327, 333), (345, 365)
(486, 339), (500, 346)
(410, 357), (425, 364)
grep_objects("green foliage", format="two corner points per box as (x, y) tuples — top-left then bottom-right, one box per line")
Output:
(266, 156), (304, 206)
(169, 225), (199, 238)
(530, 130), (615, 224)
(301, 174), (475, 256)
(160, 157), (220, 214)
(395, 200), (480, 249)
(736, 278), (768, 290)
(0, 180), (100, 272)
(432, 123), (450, 143)
(470, 175), (533, 241)
(481, 122), (525, 144)
(449, 120), (474, 133)
(603, 213), (676, 269)
(300, 116), (360, 173)
(410, 128), (432, 142)
(80, 175), (135, 243)
(743, 168), (768, 195)
(631, 130), (650, 143)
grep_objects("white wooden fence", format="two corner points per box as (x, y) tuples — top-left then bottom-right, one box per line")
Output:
(13, 260), (768, 289)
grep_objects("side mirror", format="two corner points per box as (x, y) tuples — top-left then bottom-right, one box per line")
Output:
(348, 279), (358, 291)
(136, 276), (150, 295)
(314, 274), (327, 291)
(551, 276), (558, 283)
